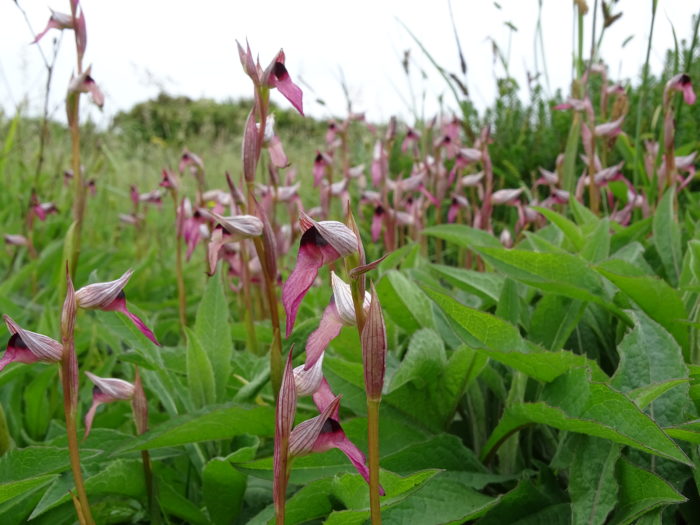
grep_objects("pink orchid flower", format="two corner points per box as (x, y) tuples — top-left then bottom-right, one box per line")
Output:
(83, 372), (135, 438)
(75, 270), (160, 346)
(282, 214), (357, 336)
(1, 315), (63, 372)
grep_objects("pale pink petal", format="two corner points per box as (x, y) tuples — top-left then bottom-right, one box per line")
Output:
(304, 302), (344, 371)
(104, 296), (160, 346)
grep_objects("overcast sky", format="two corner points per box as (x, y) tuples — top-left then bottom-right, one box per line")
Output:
(0, 1), (697, 125)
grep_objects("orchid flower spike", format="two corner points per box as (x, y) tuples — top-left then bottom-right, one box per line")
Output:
(1, 315), (62, 372)
(282, 214), (358, 336)
(75, 270), (160, 346)
(83, 371), (135, 438)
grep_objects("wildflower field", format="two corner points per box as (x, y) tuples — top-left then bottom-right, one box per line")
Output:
(3, 1), (700, 524)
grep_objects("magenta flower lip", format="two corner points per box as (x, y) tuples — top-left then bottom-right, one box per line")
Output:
(1, 315), (63, 372)
(76, 271), (160, 346)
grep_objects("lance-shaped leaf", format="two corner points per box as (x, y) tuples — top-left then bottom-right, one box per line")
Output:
(481, 368), (691, 466)
(362, 283), (386, 402)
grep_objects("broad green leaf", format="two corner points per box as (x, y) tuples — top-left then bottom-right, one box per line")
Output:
(30, 459), (145, 518)
(495, 278), (520, 326)
(0, 475), (56, 506)
(203, 458), (246, 524)
(326, 471), (497, 525)
(246, 478), (335, 525)
(377, 270), (435, 332)
(185, 328), (216, 408)
(117, 404), (274, 452)
(332, 469), (439, 511)
(610, 217), (652, 255)
(629, 380), (689, 410)
(609, 458), (686, 525)
(194, 270), (233, 401)
(611, 311), (692, 427)
(426, 287), (605, 382)
(597, 262), (689, 355)
(23, 366), (56, 440)
(581, 218), (611, 263)
(0, 446), (99, 483)
(429, 264), (504, 303)
(385, 337), (484, 430)
(531, 206), (584, 250)
(653, 188), (682, 286)
(388, 329), (446, 392)
(481, 369), (690, 465)
(569, 436), (621, 525)
(664, 421), (700, 444)
(529, 295), (585, 351)
(569, 192), (599, 226)
(475, 246), (628, 321)
(561, 113), (581, 193)
(160, 479), (209, 525)
(380, 434), (488, 476)
(477, 479), (567, 525)
(422, 224), (501, 249)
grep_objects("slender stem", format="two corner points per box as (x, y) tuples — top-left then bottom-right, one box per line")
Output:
(61, 344), (94, 524)
(367, 399), (382, 524)
(172, 193), (187, 332)
(633, 0), (658, 188)
(238, 240), (260, 355)
(253, 236), (282, 397)
(68, 107), (85, 278)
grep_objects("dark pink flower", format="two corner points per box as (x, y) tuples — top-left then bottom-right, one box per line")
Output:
(264, 50), (304, 115)
(1, 315), (62, 372)
(665, 73), (696, 105)
(282, 214), (358, 336)
(83, 371), (135, 438)
(75, 270), (160, 346)
(313, 151), (332, 186)
(371, 206), (384, 242)
(289, 379), (384, 495)
(69, 66), (104, 108)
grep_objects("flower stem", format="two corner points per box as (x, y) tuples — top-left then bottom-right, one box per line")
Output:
(367, 399), (382, 524)
(172, 193), (187, 333)
(61, 340), (94, 525)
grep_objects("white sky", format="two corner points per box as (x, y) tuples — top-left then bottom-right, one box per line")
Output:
(0, 1), (697, 125)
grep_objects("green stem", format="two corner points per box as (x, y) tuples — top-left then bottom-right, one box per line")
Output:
(367, 399), (382, 524)
(633, 0), (658, 188)
(61, 345), (94, 524)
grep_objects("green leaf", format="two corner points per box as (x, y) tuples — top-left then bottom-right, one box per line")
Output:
(30, 459), (146, 518)
(185, 328), (216, 408)
(481, 368), (690, 465)
(377, 270), (435, 332)
(531, 206), (584, 250)
(597, 262), (689, 355)
(609, 458), (686, 525)
(194, 271), (233, 402)
(529, 295), (585, 351)
(581, 218), (611, 263)
(203, 458), (246, 524)
(426, 287), (605, 382)
(160, 479), (209, 525)
(381, 433), (487, 475)
(422, 224), (501, 250)
(476, 247), (626, 321)
(117, 404), (274, 452)
(429, 264), (504, 303)
(561, 113), (581, 193)
(653, 188), (682, 286)
(569, 192), (599, 226)
(664, 420), (700, 444)
(477, 479), (568, 525)
(611, 311), (691, 427)
(569, 436), (621, 525)
(0, 475), (56, 506)
(326, 471), (497, 525)
(385, 336), (484, 430)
